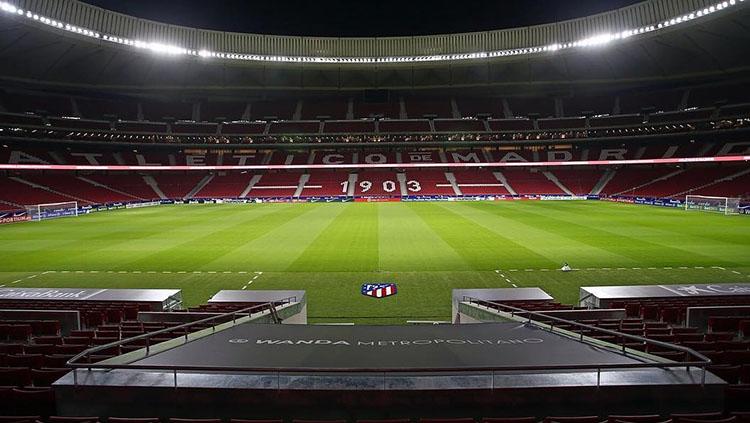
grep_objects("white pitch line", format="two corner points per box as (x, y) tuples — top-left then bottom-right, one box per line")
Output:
(11, 279), (22, 284)
(26, 274), (37, 279)
(732, 271), (742, 275)
(713, 266), (726, 270)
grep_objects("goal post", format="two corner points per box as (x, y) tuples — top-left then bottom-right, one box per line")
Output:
(684, 195), (741, 215)
(25, 201), (79, 221)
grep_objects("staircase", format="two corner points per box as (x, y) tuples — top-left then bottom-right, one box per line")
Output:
(186, 175), (215, 199)
(444, 172), (462, 196)
(78, 177), (146, 201)
(9, 176), (91, 204)
(142, 176), (167, 200)
(0, 199), (22, 211)
(612, 169), (684, 196)
(240, 175), (263, 198)
(542, 171), (574, 196)
(493, 172), (517, 196)
(672, 168), (750, 198)
(591, 170), (617, 195)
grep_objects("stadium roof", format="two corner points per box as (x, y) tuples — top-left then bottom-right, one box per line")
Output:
(0, 0), (748, 92)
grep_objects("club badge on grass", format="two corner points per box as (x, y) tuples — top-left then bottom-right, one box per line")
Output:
(361, 283), (397, 299)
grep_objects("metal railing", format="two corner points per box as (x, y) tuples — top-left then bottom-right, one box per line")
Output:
(64, 297), (711, 389)
(67, 297), (297, 368)
(462, 296), (711, 384)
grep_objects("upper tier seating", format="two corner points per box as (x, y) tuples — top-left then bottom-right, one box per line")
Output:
(76, 98), (138, 121)
(405, 98), (452, 119)
(201, 101), (247, 122)
(434, 119), (486, 132)
(378, 120), (431, 133)
(141, 101), (192, 121)
(302, 100), (348, 120)
(249, 101), (297, 120)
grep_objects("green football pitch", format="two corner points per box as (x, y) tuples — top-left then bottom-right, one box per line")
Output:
(1, 201), (749, 324)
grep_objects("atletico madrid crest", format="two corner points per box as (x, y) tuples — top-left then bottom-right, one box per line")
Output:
(361, 283), (397, 299)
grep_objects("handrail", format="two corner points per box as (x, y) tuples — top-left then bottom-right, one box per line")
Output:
(65, 298), (711, 390)
(462, 297), (711, 368)
(67, 297), (297, 367)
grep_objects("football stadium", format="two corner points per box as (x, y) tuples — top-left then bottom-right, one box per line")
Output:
(1, 0), (750, 420)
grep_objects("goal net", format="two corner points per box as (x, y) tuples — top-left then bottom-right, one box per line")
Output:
(684, 195), (741, 215)
(26, 201), (79, 221)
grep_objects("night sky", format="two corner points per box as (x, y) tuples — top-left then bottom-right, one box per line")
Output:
(81, 0), (644, 37)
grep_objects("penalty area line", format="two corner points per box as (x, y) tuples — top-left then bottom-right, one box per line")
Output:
(242, 272), (264, 290)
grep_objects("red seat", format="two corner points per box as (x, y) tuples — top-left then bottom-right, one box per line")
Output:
(607, 416), (664, 423)
(671, 413), (725, 422)
(0, 345), (25, 355)
(229, 419), (284, 423)
(69, 330), (95, 339)
(54, 344), (88, 355)
(726, 385), (750, 412)
(43, 354), (74, 368)
(30, 321), (61, 336)
(21, 344), (55, 355)
(5, 325), (32, 342)
(48, 417), (100, 423)
(679, 418), (735, 423)
(31, 368), (69, 387)
(170, 420), (223, 423)
(708, 365), (741, 384)
(84, 312), (105, 328)
(109, 419), (161, 423)
(64, 337), (92, 346)
(706, 333), (736, 342)
(5, 354), (45, 369)
(106, 309), (123, 324)
(0, 416), (41, 423)
(726, 351), (750, 366)
(641, 306), (660, 320)
(484, 418), (538, 423)
(9, 388), (55, 415)
(34, 336), (63, 346)
(0, 368), (32, 387)
(545, 418), (601, 423)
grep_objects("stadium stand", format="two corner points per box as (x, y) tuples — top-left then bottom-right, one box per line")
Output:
(1, 0), (750, 417)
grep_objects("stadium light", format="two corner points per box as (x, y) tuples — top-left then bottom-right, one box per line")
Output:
(0, 0), (745, 64)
